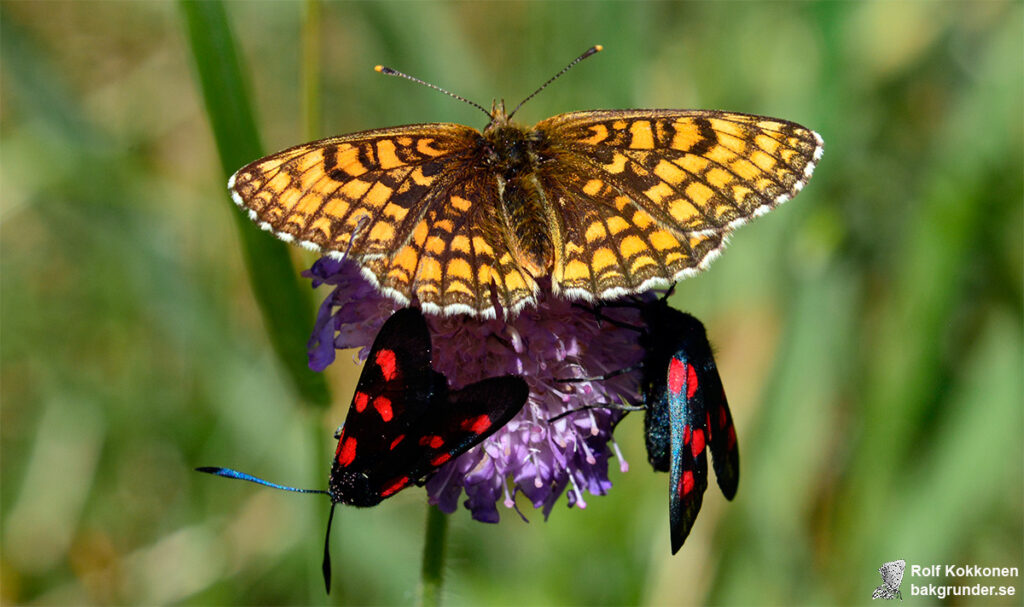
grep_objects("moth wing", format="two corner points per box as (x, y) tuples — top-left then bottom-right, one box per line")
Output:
(332, 308), (435, 472)
(400, 375), (530, 480)
(696, 342), (739, 500)
(667, 354), (709, 554)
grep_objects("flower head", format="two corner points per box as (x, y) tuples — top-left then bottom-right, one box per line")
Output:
(304, 257), (646, 522)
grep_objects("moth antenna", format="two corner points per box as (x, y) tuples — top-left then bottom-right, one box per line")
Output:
(508, 45), (603, 120)
(374, 64), (491, 118)
(322, 503), (337, 594)
(195, 467), (330, 495)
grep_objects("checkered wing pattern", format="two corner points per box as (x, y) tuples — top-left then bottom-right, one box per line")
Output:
(229, 124), (530, 316)
(535, 110), (824, 300)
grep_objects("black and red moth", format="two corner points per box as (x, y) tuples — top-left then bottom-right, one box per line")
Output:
(197, 307), (529, 592)
(559, 292), (739, 553)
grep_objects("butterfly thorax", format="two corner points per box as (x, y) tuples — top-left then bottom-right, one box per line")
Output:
(328, 467), (380, 507)
(480, 100), (557, 276)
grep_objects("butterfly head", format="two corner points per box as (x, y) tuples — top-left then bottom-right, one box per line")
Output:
(484, 99), (511, 131)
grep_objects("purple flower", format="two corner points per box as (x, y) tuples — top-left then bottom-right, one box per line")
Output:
(303, 258), (647, 522)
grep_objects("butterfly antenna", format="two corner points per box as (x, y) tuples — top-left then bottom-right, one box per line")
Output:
(195, 467), (330, 495)
(374, 65), (491, 118)
(508, 45), (603, 120)
(322, 503), (337, 594)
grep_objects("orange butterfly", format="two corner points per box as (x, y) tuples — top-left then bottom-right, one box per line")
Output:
(230, 47), (822, 318)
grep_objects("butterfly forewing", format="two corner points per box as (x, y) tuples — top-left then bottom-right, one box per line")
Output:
(873, 559), (906, 600)
(536, 110), (822, 301)
(666, 354), (710, 554)
(537, 110), (822, 228)
(881, 561), (906, 589)
(331, 307), (436, 480)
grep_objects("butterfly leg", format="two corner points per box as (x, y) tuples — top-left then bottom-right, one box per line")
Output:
(571, 303), (646, 332)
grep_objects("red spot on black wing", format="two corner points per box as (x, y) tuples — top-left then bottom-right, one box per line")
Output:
(336, 436), (357, 467)
(418, 435), (444, 448)
(669, 431), (708, 555)
(353, 391), (369, 412)
(394, 376), (528, 490)
(389, 434), (405, 450)
(373, 396), (393, 422)
(668, 357), (686, 395)
(668, 347), (710, 555)
(686, 363), (699, 399)
(690, 428), (706, 459)
(460, 414), (492, 434)
(380, 476), (409, 497)
(375, 349), (398, 381)
(679, 470), (695, 496)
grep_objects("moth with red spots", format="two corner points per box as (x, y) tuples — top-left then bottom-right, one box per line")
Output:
(197, 307), (529, 592)
(556, 289), (739, 553)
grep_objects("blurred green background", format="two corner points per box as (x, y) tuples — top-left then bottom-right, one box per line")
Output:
(2, 1), (1021, 605)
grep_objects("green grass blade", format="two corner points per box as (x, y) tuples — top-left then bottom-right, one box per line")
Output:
(179, 0), (329, 407)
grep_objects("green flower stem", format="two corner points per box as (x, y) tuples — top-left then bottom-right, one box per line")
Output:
(297, 0), (333, 599)
(419, 505), (449, 607)
(179, 0), (329, 407)
(301, 0), (321, 140)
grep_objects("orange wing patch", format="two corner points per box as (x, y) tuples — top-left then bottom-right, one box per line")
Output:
(536, 109), (822, 296)
(229, 103), (821, 317)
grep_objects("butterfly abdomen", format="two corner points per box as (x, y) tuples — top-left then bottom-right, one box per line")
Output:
(642, 385), (672, 472)
(483, 122), (559, 276)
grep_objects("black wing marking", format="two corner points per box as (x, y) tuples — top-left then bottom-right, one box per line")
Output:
(333, 307), (435, 463)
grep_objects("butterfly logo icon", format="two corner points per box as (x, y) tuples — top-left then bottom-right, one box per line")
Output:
(872, 559), (906, 601)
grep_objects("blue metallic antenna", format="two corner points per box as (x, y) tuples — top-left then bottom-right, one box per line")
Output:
(195, 466), (330, 494)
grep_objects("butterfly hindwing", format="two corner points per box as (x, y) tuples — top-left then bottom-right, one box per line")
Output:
(699, 349), (739, 499)
(543, 164), (726, 301)
(360, 173), (537, 317)
(387, 375), (530, 481)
